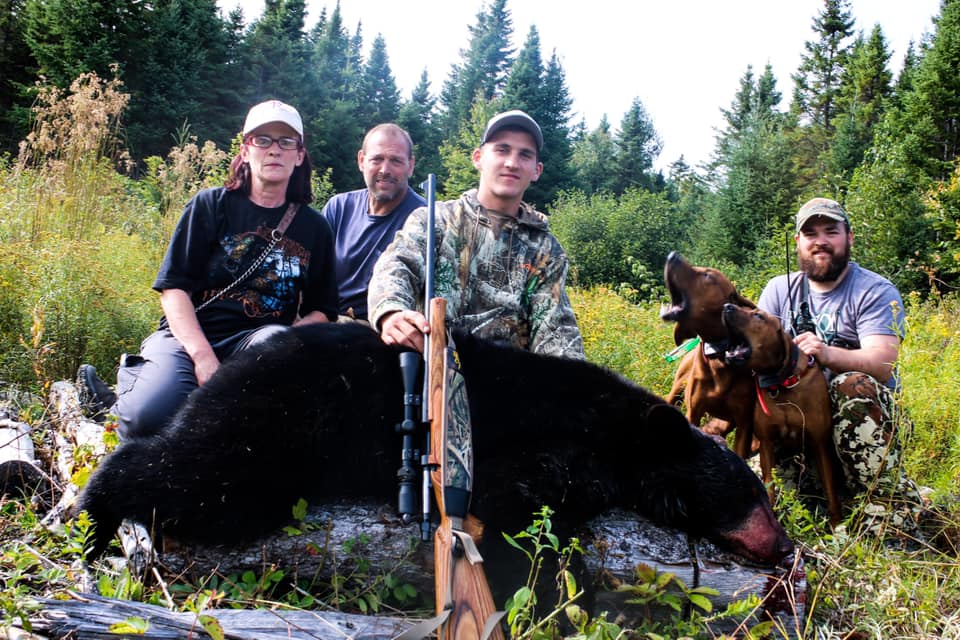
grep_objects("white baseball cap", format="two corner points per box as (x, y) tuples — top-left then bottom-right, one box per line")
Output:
(242, 100), (304, 138)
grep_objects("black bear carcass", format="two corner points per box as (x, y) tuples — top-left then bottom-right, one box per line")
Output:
(74, 322), (792, 571)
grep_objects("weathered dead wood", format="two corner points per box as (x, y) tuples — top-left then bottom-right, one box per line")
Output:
(30, 591), (417, 639)
(0, 390), (51, 505)
(0, 417), (50, 503)
(43, 381), (109, 525)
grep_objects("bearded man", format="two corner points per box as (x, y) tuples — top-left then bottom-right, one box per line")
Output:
(758, 198), (923, 539)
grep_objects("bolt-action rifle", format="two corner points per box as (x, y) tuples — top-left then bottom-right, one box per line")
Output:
(394, 175), (503, 640)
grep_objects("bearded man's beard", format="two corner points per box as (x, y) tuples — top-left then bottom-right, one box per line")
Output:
(800, 242), (850, 282)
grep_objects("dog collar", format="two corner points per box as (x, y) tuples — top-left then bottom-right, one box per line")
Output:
(755, 346), (816, 415)
(756, 343), (801, 390)
(701, 338), (728, 360)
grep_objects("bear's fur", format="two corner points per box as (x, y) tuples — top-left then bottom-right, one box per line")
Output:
(75, 322), (792, 570)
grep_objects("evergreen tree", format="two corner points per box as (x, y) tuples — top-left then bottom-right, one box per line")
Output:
(438, 96), (495, 198)
(498, 25), (573, 208)
(570, 115), (617, 195)
(307, 2), (363, 188)
(500, 25), (542, 113)
(438, 0), (513, 137)
(358, 34), (401, 126)
(713, 64), (783, 170)
(243, 0), (312, 106)
(898, 0), (960, 178)
(612, 97), (662, 194)
(535, 50), (575, 207)
(791, 0), (856, 129)
(789, 0), (855, 186)
(0, 0), (35, 151)
(398, 69), (443, 185)
(696, 112), (797, 267)
(845, 0), (957, 292)
(124, 0), (240, 160)
(822, 25), (893, 194)
(22, 0), (146, 89)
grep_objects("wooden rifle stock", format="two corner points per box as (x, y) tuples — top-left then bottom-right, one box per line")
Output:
(427, 295), (503, 639)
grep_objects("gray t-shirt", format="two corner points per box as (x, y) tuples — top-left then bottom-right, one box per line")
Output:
(757, 262), (905, 389)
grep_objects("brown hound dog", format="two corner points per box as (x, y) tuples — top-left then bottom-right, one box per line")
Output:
(660, 252), (757, 458)
(721, 303), (844, 525)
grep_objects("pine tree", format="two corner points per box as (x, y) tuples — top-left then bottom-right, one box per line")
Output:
(697, 111), (798, 267)
(358, 34), (400, 125)
(307, 2), (363, 188)
(899, 0), (960, 177)
(123, 0), (240, 159)
(243, 0), (312, 106)
(713, 64), (783, 168)
(570, 115), (617, 195)
(498, 25), (572, 208)
(822, 25), (893, 193)
(789, 0), (855, 187)
(612, 97), (662, 194)
(0, 0), (35, 151)
(791, 0), (856, 130)
(22, 0), (146, 89)
(438, 0), (513, 137)
(535, 51), (575, 207)
(398, 69), (443, 185)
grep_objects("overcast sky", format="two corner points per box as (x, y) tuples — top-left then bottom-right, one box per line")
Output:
(219, 0), (941, 170)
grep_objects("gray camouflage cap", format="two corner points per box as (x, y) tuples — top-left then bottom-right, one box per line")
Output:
(796, 198), (850, 232)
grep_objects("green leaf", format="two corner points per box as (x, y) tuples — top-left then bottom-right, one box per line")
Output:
(291, 498), (308, 521)
(107, 616), (149, 634)
(688, 593), (713, 613)
(198, 615), (225, 640)
(746, 620), (775, 639)
(563, 569), (578, 599)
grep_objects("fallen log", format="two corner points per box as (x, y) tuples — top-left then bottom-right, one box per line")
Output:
(0, 415), (51, 504)
(30, 591), (418, 640)
(21, 381), (806, 638)
(1, 389), (54, 510)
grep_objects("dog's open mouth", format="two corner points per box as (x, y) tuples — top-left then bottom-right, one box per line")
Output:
(723, 325), (752, 366)
(660, 290), (686, 322)
(660, 272), (687, 322)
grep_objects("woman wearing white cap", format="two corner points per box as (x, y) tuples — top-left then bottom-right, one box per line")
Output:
(79, 100), (338, 440)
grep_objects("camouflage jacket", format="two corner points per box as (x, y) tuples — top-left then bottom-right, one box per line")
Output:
(368, 189), (584, 360)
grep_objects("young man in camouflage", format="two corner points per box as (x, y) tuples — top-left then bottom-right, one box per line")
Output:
(367, 110), (584, 360)
(759, 198), (923, 537)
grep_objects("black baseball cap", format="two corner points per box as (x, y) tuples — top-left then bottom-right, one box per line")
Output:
(480, 110), (543, 151)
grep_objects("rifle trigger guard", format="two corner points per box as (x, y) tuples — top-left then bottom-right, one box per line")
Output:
(451, 529), (484, 565)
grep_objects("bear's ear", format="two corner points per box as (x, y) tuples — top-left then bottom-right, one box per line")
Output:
(646, 403), (695, 449)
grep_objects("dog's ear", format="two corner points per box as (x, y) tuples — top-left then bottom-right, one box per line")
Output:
(730, 289), (757, 309)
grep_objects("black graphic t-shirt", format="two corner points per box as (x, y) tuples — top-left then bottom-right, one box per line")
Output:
(154, 187), (338, 341)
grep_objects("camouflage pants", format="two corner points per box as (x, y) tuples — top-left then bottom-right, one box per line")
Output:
(775, 371), (924, 538)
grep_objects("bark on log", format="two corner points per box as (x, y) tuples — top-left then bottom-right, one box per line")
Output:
(20, 381), (806, 639)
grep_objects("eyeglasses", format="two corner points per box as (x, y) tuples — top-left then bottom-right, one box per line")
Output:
(247, 135), (301, 150)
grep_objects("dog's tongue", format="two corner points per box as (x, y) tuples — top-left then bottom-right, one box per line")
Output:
(660, 302), (682, 321)
(725, 344), (750, 364)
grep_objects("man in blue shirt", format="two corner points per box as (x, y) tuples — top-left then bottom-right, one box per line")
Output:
(321, 124), (424, 322)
